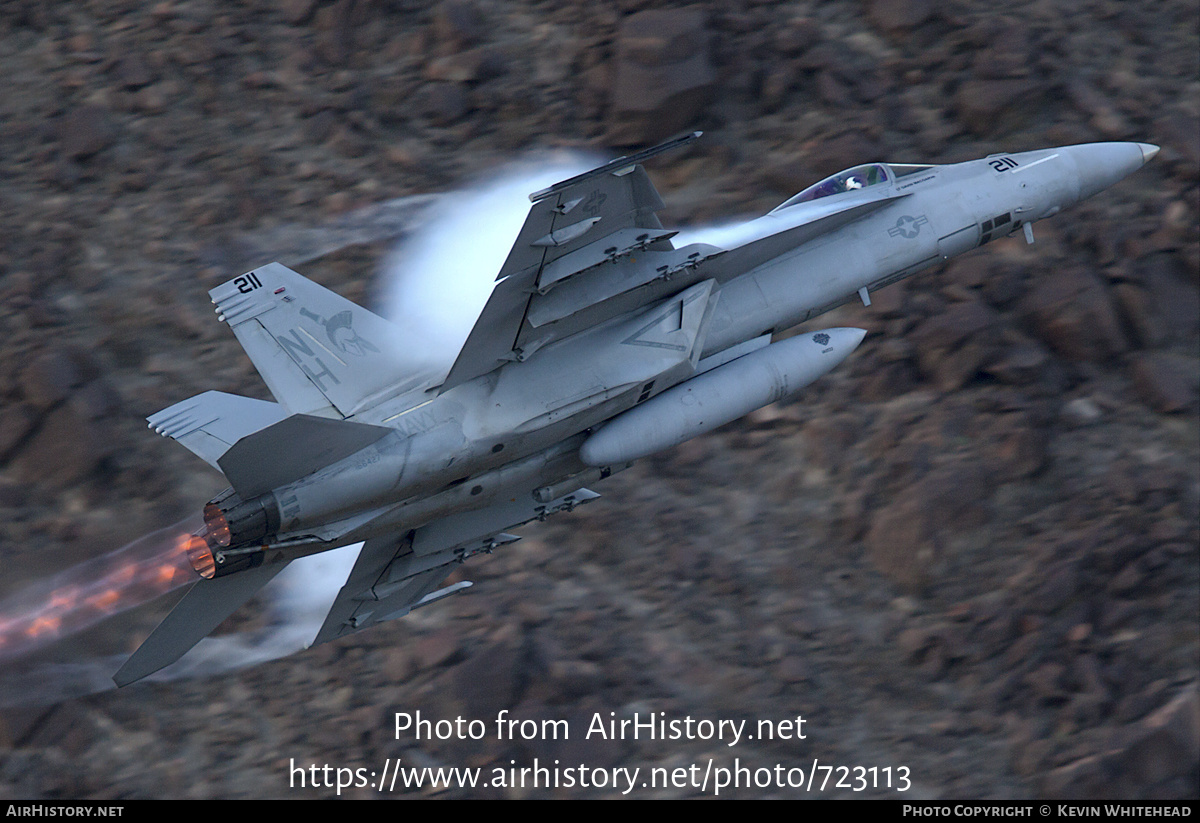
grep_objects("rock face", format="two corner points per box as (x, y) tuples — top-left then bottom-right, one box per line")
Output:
(1020, 267), (1128, 362)
(1042, 687), (1200, 798)
(866, 0), (935, 33)
(0, 0), (1196, 801)
(1130, 352), (1200, 413)
(608, 8), (716, 145)
(56, 105), (116, 160)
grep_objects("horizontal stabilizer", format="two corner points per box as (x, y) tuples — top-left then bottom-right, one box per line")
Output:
(113, 560), (290, 687)
(218, 414), (393, 498)
(147, 391), (288, 471)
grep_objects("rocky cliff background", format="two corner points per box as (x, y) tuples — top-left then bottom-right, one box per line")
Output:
(0, 0), (1196, 799)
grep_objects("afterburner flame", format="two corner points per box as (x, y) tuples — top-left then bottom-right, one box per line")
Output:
(202, 503), (231, 548)
(0, 518), (200, 662)
(185, 534), (216, 579)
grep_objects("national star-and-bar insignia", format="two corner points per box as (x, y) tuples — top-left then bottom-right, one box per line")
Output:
(888, 215), (930, 239)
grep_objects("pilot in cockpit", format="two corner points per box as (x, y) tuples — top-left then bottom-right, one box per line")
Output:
(772, 162), (892, 211)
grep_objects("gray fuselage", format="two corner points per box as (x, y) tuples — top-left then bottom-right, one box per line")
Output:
(263, 142), (1151, 549)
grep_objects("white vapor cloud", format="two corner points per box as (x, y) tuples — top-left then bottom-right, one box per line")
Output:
(378, 152), (600, 372)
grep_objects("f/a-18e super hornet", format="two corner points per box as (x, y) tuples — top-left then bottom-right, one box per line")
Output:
(114, 133), (1158, 685)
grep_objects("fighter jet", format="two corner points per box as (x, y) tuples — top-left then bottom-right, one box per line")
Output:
(114, 134), (1157, 686)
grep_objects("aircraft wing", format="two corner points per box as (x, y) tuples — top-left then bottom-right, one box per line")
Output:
(440, 132), (724, 392)
(311, 488), (600, 645)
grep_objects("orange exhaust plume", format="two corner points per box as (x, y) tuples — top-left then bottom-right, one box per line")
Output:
(26, 615), (61, 637)
(88, 589), (121, 611)
(202, 503), (231, 548)
(0, 517), (203, 663)
(185, 535), (216, 579)
(48, 589), (78, 611)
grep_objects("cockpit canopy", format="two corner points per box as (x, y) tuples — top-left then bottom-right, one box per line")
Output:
(772, 163), (935, 212)
(776, 163), (890, 210)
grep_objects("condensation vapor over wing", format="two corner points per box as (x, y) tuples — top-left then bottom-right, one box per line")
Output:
(377, 153), (598, 372)
(672, 216), (767, 251)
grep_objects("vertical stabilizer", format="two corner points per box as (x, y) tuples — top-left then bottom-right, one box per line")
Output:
(209, 263), (433, 418)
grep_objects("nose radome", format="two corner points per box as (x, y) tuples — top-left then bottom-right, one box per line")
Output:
(1137, 143), (1160, 164)
(1063, 142), (1151, 203)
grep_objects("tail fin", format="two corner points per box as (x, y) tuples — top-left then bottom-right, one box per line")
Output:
(209, 263), (432, 418)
